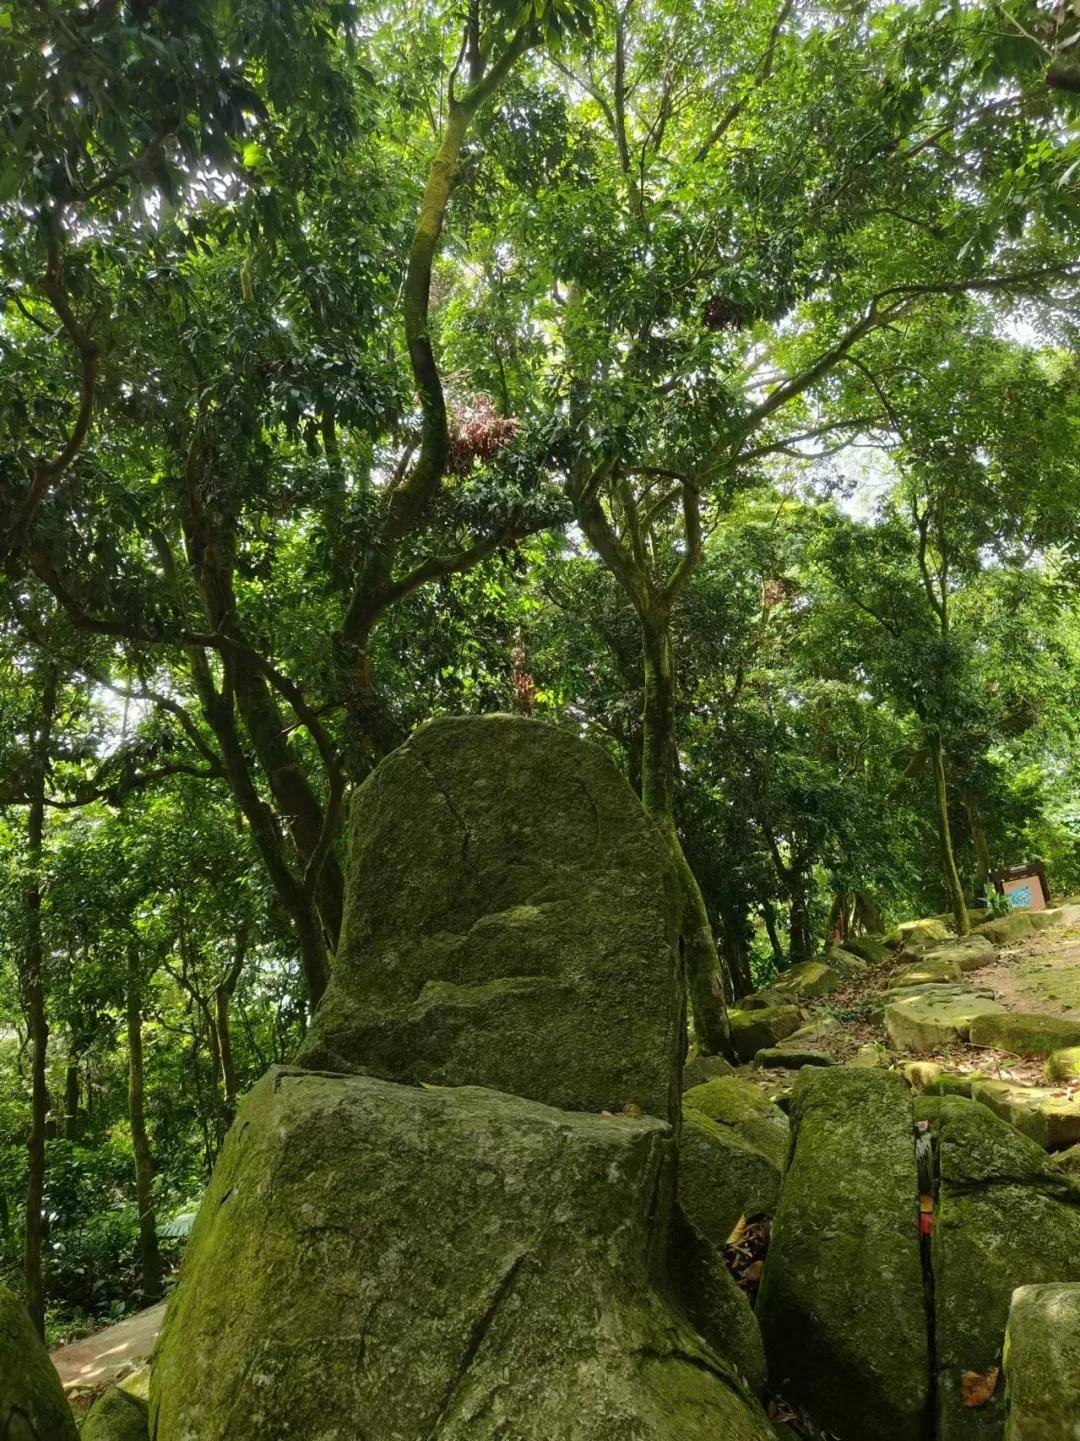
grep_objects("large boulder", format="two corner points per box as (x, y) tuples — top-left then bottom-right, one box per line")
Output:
(667, 1206), (767, 1397)
(296, 716), (683, 1121)
(1046, 1045), (1080, 1082)
(81, 1387), (149, 1441)
(756, 1069), (930, 1441)
(885, 987), (1005, 1051)
(151, 1067), (778, 1441)
(678, 1104), (783, 1247)
(0, 1285), (78, 1440)
(1003, 1282), (1080, 1440)
(928, 1097), (1080, 1441)
(682, 1077), (789, 1171)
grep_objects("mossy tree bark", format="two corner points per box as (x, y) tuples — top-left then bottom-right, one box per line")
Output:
(21, 662), (57, 1338)
(962, 787), (992, 899)
(126, 949), (162, 1304)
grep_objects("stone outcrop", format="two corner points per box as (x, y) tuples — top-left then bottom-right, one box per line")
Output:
(756, 1069), (930, 1441)
(0, 1284), (78, 1440)
(150, 1068), (777, 1441)
(928, 1097), (1080, 1441)
(1003, 1282), (1080, 1440)
(297, 716), (684, 1121)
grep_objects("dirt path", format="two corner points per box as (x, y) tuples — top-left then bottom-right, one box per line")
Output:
(51, 1298), (166, 1398)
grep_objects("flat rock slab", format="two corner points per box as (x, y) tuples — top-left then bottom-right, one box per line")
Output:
(885, 989), (1005, 1051)
(924, 935), (995, 973)
(927, 1097), (1080, 1441)
(296, 716), (683, 1121)
(152, 1068), (777, 1441)
(51, 1301), (166, 1397)
(890, 955), (962, 989)
(1004, 1283), (1080, 1440)
(968, 1010), (1080, 1057)
(971, 1079), (1080, 1150)
(756, 1069), (930, 1441)
(753, 1046), (832, 1069)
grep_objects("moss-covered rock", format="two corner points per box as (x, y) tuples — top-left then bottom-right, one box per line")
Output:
(667, 1205), (767, 1397)
(753, 1046), (832, 1070)
(727, 1006), (802, 1062)
(0, 1285), (78, 1440)
(886, 917), (952, 948)
(151, 1068), (778, 1441)
(971, 1079), (1080, 1150)
(890, 955), (963, 989)
(1055, 1142), (1080, 1178)
(821, 948), (869, 981)
(930, 1098), (1080, 1441)
(683, 1077), (790, 1170)
(901, 1060), (943, 1091)
(923, 934), (995, 972)
(81, 1387), (149, 1441)
(682, 1052), (736, 1090)
(1045, 1046), (1080, 1082)
(756, 1069), (930, 1441)
(737, 990), (788, 1011)
(968, 1011), (1080, 1057)
(769, 961), (842, 1000)
(678, 1104), (784, 1245)
(1026, 902), (1080, 931)
(972, 912), (1035, 945)
(834, 935), (888, 965)
(885, 988), (1005, 1051)
(848, 1041), (890, 1068)
(1003, 1282), (1080, 1440)
(926, 1072), (986, 1099)
(295, 716), (683, 1121)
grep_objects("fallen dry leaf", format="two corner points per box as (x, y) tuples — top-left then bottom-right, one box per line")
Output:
(961, 1367), (999, 1407)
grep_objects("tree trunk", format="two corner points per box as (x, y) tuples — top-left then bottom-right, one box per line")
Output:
(760, 898), (785, 968)
(963, 789), (992, 899)
(126, 953), (162, 1303)
(787, 880), (814, 967)
(63, 1058), (80, 1139)
(22, 664), (58, 1339)
(718, 906), (754, 1000)
(641, 621), (729, 1054)
(929, 731), (970, 935)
